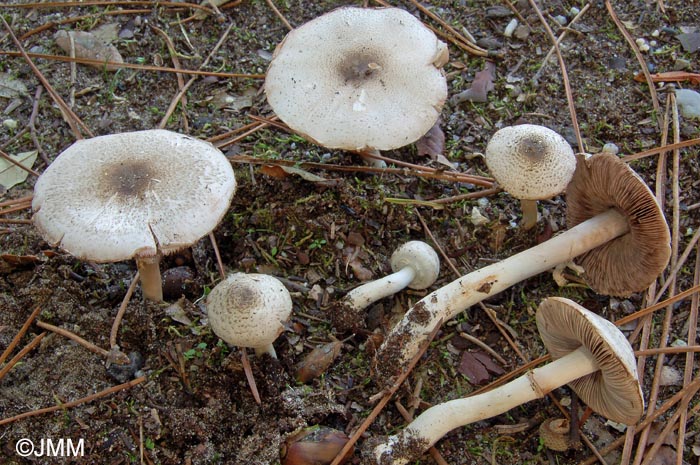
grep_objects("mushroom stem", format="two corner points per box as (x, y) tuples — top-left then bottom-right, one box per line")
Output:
(255, 344), (278, 359)
(136, 255), (163, 302)
(520, 199), (538, 230)
(374, 208), (629, 382)
(343, 266), (416, 310)
(373, 347), (599, 465)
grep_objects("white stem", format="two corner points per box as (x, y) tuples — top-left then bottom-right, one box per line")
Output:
(136, 255), (163, 302)
(374, 347), (599, 465)
(375, 209), (629, 381)
(254, 343), (278, 359)
(344, 266), (416, 310)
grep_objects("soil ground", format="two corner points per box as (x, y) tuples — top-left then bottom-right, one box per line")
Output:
(1, 1), (699, 465)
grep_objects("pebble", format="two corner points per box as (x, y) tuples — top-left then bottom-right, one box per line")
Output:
(675, 88), (700, 119)
(504, 18), (518, 38)
(602, 143), (619, 155)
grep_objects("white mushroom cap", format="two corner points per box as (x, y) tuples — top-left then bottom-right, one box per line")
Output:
(206, 273), (292, 355)
(390, 240), (440, 290)
(484, 124), (576, 200)
(264, 7), (448, 151)
(32, 129), (236, 261)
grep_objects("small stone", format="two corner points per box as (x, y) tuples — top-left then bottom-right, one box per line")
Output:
(677, 32), (700, 53)
(675, 88), (700, 119)
(2, 118), (17, 130)
(659, 365), (682, 386)
(504, 18), (518, 38)
(602, 143), (619, 155)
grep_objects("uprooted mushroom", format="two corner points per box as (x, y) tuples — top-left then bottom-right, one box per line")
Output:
(331, 241), (440, 332)
(264, 7), (448, 166)
(32, 129), (236, 302)
(371, 297), (644, 464)
(373, 152), (670, 384)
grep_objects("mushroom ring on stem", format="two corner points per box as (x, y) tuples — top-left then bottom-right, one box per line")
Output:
(206, 273), (292, 359)
(32, 130), (236, 302)
(332, 241), (440, 331)
(373, 152), (670, 384)
(264, 7), (448, 153)
(484, 124), (576, 230)
(372, 297), (643, 465)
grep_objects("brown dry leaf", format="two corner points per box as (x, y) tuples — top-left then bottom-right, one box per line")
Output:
(54, 30), (124, 71)
(459, 351), (490, 385)
(260, 164), (339, 186)
(416, 121), (454, 169)
(452, 61), (496, 104)
(295, 341), (343, 383)
(348, 257), (373, 281)
(471, 351), (505, 375)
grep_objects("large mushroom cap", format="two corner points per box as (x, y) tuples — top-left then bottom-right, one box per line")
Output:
(32, 130), (236, 262)
(536, 297), (643, 425)
(484, 124), (576, 200)
(566, 152), (671, 296)
(264, 7), (448, 151)
(206, 273), (293, 350)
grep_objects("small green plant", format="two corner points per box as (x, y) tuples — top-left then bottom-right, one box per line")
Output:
(183, 342), (208, 360)
(309, 238), (327, 250)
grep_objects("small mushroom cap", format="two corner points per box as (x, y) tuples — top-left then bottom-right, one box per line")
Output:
(484, 124), (576, 200)
(566, 152), (671, 296)
(264, 7), (448, 151)
(536, 297), (643, 425)
(389, 241), (440, 290)
(32, 130), (236, 262)
(206, 273), (293, 350)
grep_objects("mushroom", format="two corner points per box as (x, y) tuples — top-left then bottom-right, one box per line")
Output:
(264, 7), (448, 158)
(32, 129), (236, 302)
(484, 124), (576, 230)
(206, 273), (292, 358)
(332, 241), (440, 332)
(372, 297), (643, 465)
(373, 152), (670, 383)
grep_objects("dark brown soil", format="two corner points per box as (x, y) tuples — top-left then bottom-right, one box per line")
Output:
(1, 1), (699, 465)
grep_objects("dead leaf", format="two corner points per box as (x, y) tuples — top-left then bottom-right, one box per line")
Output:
(0, 150), (38, 189)
(54, 30), (124, 71)
(295, 341), (343, 383)
(0, 72), (28, 99)
(471, 351), (504, 375)
(416, 121), (455, 169)
(260, 164), (339, 186)
(459, 351), (490, 385)
(164, 297), (193, 326)
(348, 257), (373, 281)
(211, 88), (255, 111)
(452, 61), (496, 104)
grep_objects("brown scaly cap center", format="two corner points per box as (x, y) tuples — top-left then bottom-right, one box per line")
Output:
(518, 135), (547, 162)
(100, 160), (158, 199)
(338, 50), (384, 86)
